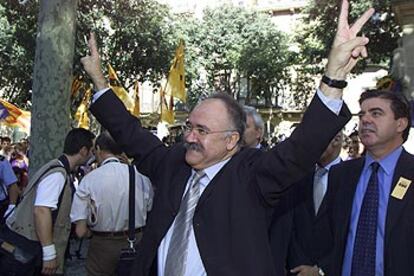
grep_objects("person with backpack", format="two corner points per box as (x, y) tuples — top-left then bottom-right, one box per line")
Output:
(2, 128), (95, 276)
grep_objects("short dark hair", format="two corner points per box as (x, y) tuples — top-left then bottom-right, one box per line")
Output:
(359, 89), (411, 142)
(95, 131), (122, 155)
(207, 93), (246, 144)
(63, 128), (95, 155)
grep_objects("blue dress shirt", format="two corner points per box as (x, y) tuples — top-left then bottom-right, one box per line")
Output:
(342, 147), (403, 276)
(0, 157), (17, 201)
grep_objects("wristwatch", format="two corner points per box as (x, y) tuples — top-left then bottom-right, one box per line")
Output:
(322, 75), (348, 89)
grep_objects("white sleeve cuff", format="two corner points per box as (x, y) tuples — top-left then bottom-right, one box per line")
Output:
(316, 88), (343, 115)
(92, 87), (111, 103)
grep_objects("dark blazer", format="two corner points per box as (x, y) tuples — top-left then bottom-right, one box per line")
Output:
(286, 172), (334, 271)
(326, 150), (414, 276)
(91, 91), (351, 276)
(269, 171), (334, 275)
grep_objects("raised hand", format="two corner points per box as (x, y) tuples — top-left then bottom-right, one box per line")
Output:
(325, 0), (375, 80)
(80, 33), (108, 90)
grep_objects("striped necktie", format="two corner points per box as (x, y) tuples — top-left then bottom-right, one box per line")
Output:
(164, 170), (206, 276)
(313, 166), (328, 214)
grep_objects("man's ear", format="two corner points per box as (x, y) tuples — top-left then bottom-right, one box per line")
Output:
(226, 132), (240, 151)
(397, 117), (408, 134)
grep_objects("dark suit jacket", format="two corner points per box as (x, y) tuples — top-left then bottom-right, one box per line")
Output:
(286, 172), (334, 271)
(91, 91), (350, 276)
(269, 171), (334, 275)
(326, 150), (414, 276)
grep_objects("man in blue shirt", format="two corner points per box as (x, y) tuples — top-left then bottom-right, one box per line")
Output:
(326, 89), (414, 276)
(0, 154), (18, 219)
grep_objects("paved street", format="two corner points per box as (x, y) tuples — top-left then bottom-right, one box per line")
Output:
(65, 238), (88, 276)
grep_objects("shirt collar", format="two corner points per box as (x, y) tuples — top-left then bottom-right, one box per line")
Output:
(364, 146), (403, 176)
(192, 157), (232, 182)
(101, 156), (120, 165)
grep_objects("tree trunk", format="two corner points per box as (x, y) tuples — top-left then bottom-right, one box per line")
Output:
(30, 0), (78, 175)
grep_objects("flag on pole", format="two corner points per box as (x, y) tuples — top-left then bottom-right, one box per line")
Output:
(164, 40), (186, 103)
(160, 88), (174, 124)
(132, 80), (140, 117)
(0, 99), (31, 133)
(108, 64), (135, 113)
(74, 88), (92, 129)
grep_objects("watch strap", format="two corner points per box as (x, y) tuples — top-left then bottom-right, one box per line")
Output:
(322, 75), (348, 89)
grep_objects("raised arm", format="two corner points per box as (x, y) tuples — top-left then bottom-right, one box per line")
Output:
(80, 33), (167, 180)
(257, 0), (374, 206)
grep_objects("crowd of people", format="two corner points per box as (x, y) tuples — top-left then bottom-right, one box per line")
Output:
(0, 1), (412, 276)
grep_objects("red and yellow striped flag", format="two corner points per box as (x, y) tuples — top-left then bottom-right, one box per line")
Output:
(0, 99), (31, 134)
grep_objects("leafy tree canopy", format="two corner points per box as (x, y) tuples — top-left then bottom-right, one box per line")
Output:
(295, 0), (401, 72)
(0, 0), (175, 108)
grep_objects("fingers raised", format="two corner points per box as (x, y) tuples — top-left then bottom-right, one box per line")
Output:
(88, 32), (99, 57)
(350, 7), (375, 34)
(337, 0), (349, 31)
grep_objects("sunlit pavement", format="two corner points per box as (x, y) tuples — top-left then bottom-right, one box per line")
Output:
(65, 238), (88, 276)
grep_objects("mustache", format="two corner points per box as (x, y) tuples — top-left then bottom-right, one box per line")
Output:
(360, 125), (376, 132)
(184, 142), (204, 152)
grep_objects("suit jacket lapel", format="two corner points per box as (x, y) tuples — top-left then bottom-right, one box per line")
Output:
(385, 150), (414, 239)
(304, 174), (317, 218)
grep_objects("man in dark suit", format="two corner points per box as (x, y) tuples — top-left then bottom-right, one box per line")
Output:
(325, 89), (413, 276)
(274, 132), (342, 276)
(81, 1), (373, 275)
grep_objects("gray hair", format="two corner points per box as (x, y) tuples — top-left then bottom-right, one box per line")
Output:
(243, 106), (265, 132)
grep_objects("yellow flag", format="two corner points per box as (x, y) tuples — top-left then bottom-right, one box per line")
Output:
(132, 80), (140, 117)
(108, 64), (135, 113)
(165, 40), (186, 102)
(75, 88), (92, 129)
(160, 88), (174, 124)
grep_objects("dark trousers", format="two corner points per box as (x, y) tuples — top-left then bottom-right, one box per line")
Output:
(86, 232), (143, 276)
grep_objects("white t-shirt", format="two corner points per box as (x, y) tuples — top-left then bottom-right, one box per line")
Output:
(34, 172), (66, 210)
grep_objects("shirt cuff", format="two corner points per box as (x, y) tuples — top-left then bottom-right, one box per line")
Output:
(92, 87), (111, 103)
(316, 88), (343, 115)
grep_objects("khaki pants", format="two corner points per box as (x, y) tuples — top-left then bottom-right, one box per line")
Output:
(86, 232), (142, 276)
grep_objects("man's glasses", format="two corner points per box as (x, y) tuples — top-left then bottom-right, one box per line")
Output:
(184, 122), (236, 137)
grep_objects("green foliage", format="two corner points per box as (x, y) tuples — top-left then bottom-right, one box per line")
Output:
(174, 5), (292, 107)
(0, 0), (174, 108)
(0, 1), (38, 108)
(2, 0), (398, 112)
(75, 0), (175, 89)
(296, 0), (401, 71)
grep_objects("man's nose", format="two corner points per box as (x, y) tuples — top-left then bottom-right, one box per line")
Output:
(185, 130), (198, 143)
